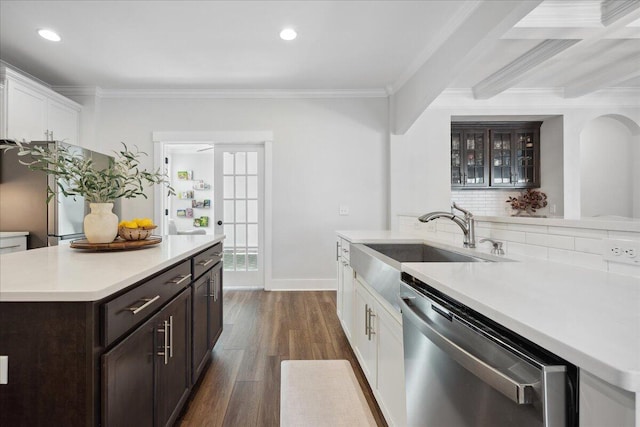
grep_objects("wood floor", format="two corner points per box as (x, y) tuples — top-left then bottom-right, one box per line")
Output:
(178, 290), (387, 427)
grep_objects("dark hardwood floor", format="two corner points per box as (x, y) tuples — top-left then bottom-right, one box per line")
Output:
(178, 290), (387, 427)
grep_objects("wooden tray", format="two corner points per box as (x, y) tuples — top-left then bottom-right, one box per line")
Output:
(70, 236), (162, 251)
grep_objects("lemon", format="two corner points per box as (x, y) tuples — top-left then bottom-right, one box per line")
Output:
(136, 218), (154, 228)
(123, 220), (138, 229)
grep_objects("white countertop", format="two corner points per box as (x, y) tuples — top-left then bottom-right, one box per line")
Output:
(0, 231), (29, 238)
(0, 235), (224, 302)
(338, 230), (640, 393)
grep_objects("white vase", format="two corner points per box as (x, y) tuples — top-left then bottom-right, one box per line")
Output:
(84, 203), (118, 243)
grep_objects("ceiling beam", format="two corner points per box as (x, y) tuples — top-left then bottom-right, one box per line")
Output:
(602, 0), (640, 26)
(564, 52), (640, 97)
(472, 39), (579, 99)
(390, 0), (542, 135)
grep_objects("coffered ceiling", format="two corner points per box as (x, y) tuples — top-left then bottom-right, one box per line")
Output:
(0, 0), (639, 99)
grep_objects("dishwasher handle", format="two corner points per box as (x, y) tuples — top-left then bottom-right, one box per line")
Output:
(399, 296), (538, 405)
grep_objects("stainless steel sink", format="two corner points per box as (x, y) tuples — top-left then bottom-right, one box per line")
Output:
(363, 243), (484, 263)
(350, 243), (489, 312)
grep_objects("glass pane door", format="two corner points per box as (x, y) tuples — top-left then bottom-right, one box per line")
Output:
(492, 131), (513, 185)
(214, 145), (264, 288)
(516, 131), (536, 184)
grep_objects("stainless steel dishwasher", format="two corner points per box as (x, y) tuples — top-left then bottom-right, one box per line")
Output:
(399, 274), (578, 427)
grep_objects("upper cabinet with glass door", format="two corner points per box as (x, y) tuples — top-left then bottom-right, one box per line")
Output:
(451, 122), (541, 189)
(451, 127), (488, 188)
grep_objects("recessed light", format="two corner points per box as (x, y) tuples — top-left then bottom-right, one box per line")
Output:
(38, 29), (61, 42)
(279, 28), (297, 41)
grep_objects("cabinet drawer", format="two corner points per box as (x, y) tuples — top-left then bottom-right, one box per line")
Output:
(192, 242), (222, 280)
(103, 260), (192, 347)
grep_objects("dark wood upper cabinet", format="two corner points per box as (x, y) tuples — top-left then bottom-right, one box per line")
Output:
(452, 122), (541, 189)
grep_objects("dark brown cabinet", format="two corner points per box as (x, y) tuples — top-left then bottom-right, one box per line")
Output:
(452, 122), (541, 189)
(102, 310), (155, 427)
(102, 288), (191, 427)
(191, 243), (223, 384)
(156, 289), (191, 427)
(209, 262), (223, 348)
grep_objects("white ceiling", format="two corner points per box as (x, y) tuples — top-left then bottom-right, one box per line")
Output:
(1, 0), (639, 97)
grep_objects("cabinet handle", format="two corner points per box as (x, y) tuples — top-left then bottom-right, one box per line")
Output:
(342, 248), (348, 253)
(169, 315), (174, 358)
(198, 258), (216, 267)
(364, 304), (369, 336)
(336, 241), (340, 261)
(168, 273), (191, 286)
(342, 260), (348, 267)
(126, 295), (160, 314)
(158, 319), (169, 365)
(213, 276), (218, 301)
(212, 252), (222, 257)
(367, 308), (376, 341)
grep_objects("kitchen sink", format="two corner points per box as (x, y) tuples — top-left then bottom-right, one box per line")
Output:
(363, 243), (484, 263)
(350, 242), (490, 312)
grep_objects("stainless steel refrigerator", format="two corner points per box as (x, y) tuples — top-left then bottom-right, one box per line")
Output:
(0, 141), (121, 249)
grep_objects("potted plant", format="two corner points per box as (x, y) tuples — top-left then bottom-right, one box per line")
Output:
(1, 141), (175, 243)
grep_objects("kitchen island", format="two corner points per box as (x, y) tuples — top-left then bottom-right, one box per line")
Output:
(337, 230), (639, 427)
(0, 234), (224, 426)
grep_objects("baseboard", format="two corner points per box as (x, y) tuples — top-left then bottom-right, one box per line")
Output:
(266, 278), (336, 291)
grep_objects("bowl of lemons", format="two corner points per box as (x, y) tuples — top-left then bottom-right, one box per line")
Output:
(118, 218), (157, 241)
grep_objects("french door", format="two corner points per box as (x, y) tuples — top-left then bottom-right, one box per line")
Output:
(214, 145), (264, 288)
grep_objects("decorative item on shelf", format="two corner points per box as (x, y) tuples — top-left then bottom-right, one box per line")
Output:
(177, 209), (186, 217)
(506, 189), (548, 217)
(177, 170), (193, 180)
(0, 141), (174, 243)
(117, 218), (157, 241)
(194, 216), (209, 227)
(178, 190), (194, 199)
(186, 208), (193, 218)
(192, 199), (211, 208)
(193, 180), (210, 190)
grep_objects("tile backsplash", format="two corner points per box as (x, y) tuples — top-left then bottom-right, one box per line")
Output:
(398, 215), (640, 278)
(452, 190), (524, 216)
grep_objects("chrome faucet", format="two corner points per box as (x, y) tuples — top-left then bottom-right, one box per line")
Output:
(418, 202), (476, 248)
(479, 238), (504, 255)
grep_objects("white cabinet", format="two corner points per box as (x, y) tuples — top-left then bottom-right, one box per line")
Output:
(335, 235), (407, 426)
(376, 302), (407, 427)
(354, 279), (378, 385)
(354, 275), (407, 427)
(0, 233), (28, 254)
(1, 66), (80, 144)
(341, 240), (355, 341)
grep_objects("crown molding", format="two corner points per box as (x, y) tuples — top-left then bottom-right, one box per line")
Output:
(602, 0), (640, 26)
(52, 85), (104, 97)
(472, 39), (579, 99)
(76, 88), (389, 99)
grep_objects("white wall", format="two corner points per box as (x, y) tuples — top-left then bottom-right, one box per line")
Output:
(91, 96), (388, 288)
(540, 116), (564, 215)
(580, 116), (635, 218)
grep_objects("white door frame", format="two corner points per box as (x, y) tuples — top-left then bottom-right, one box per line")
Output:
(152, 131), (273, 290)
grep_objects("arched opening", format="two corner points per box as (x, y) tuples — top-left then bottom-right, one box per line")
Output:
(580, 114), (640, 218)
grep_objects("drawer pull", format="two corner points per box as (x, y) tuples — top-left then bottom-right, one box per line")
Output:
(0, 244), (20, 249)
(127, 295), (160, 314)
(198, 258), (216, 267)
(168, 274), (192, 286)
